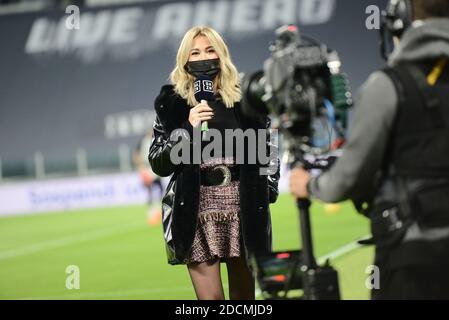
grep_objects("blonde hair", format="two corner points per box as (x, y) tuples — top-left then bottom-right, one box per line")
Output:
(170, 26), (241, 108)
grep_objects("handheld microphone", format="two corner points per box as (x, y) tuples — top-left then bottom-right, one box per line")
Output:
(193, 75), (215, 139)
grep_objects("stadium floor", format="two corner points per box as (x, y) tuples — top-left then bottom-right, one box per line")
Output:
(0, 194), (373, 300)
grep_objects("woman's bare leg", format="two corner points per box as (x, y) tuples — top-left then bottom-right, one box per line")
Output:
(226, 256), (255, 300)
(187, 259), (225, 300)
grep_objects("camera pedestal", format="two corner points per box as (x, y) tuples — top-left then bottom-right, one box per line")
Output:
(301, 264), (340, 300)
(297, 198), (341, 300)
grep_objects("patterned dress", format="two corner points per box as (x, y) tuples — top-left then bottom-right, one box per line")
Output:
(185, 100), (242, 264)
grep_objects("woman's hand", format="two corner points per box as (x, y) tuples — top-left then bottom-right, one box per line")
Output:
(188, 100), (214, 128)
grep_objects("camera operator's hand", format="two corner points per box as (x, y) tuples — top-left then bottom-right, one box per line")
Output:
(289, 167), (311, 199)
(188, 100), (214, 128)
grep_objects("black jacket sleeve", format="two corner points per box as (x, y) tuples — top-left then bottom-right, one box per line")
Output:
(148, 85), (193, 177)
(148, 116), (178, 177)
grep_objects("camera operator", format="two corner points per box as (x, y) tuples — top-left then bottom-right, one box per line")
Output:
(289, 0), (449, 299)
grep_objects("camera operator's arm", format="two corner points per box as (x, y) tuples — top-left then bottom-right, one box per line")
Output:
(299, 71), (398, 203)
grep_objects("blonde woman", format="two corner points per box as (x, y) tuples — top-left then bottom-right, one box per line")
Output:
(149, 26), (280, 300)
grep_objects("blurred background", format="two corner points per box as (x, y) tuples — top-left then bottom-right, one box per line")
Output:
(0, 0), (386, 299)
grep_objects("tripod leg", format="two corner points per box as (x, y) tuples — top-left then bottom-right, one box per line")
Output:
(297, 199), (317, 269)
(283, 256), (300, 299)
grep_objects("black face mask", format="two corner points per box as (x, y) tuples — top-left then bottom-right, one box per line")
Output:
(185, 58), (220, 78)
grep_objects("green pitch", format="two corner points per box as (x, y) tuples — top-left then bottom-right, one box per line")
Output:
(0, 194), (373, 300)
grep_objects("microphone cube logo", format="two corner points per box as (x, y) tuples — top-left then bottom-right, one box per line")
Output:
(194, 80), (201, 94)
(202, 80), (214, 93)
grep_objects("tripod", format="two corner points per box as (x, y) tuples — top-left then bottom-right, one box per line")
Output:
(283, 155), (341, 300)
(253, 155), (341, 300)
(296, 197), (340, 300)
